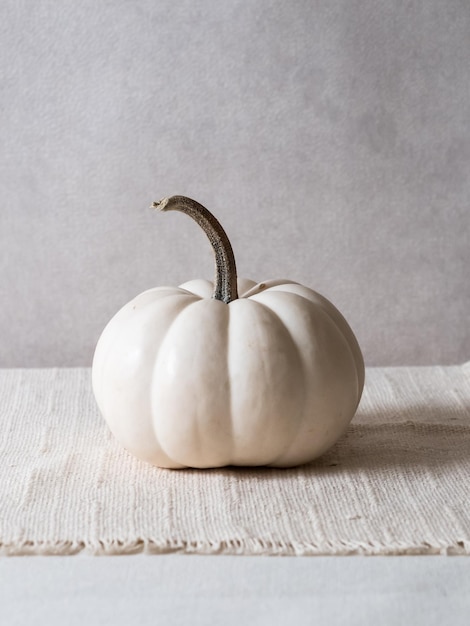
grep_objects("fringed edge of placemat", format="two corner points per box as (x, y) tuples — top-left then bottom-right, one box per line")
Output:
(1, 538), (470, 556)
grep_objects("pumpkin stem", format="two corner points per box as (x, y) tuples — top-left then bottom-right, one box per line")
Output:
(152, 196), (239, 304)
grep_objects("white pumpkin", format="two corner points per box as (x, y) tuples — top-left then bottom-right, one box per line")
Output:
(92, 196), (364, 469)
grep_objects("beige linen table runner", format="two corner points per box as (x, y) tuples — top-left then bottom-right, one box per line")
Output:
(1, 364), (469, 555)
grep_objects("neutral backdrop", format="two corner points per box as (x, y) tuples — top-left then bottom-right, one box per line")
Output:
(1, 0), (469, 367)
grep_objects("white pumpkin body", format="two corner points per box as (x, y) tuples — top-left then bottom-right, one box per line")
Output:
(92, 277), (364, 469)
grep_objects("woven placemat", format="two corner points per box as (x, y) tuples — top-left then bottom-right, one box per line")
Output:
(1, 364), (469, 555)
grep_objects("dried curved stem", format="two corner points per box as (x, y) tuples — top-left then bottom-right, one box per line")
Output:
(152, 196), (238, 304)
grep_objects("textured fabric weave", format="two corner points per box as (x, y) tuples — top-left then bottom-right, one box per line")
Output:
(1, 365), (469, 556)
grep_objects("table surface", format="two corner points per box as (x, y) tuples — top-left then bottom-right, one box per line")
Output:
(1, 364), (469, 623)
(1, 555), (469, 626)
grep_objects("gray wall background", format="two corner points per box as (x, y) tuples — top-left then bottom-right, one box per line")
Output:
(1, 0), (469, 367)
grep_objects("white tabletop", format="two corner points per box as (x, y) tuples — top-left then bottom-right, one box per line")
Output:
(1, 555), (469, 626)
